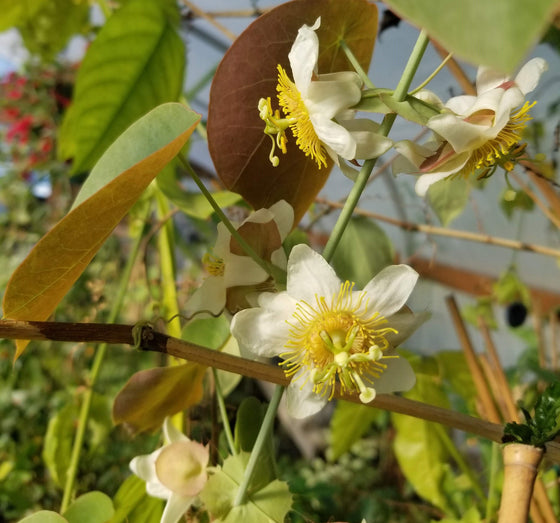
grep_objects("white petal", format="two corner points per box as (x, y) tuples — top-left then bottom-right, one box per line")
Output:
(223, 254), (268, 287)
(285, 378), (327, 419)
(231, 299), (294, 358)
(161, 494), (196, 523)
(286, 244), (341, 302)
(339, 119), (393, 159)
(514, 57), (547, 95)
(288, 18), (321, 95)
(476, 65), (509, 93)
(362, 264), (418, 317)
(267, 200), (294, 240)
(415, 172), (453, 196)
(393, 139), (439, 170)
(373, 351), (416, 394)
(163, 417), (189, 444)
(271, 246), (288, 270)
(445, 94), (477, 115)
(130, 451), (160, 482)
(213, 222), (233, 258)
(183, 276), (226, 317)
(428, 114), (492, 152)
(306, 77), (362, 119)
(386, 310), (430, 347)
(311, 115), (356, 159)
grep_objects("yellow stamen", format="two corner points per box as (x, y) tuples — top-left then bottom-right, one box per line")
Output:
(461, 101), (536, 177)
(202, 253), (225, 277)
(276, 65), (328, 169)
(279, 281), (398, 401)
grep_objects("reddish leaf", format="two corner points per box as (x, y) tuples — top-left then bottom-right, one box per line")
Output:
(208, 0), (378, 224)
(112, 363), (206, 434)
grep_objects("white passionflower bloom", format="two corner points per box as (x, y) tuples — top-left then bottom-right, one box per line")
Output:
(184, 200), (293, 316)
(231, 244), (424, 419)
(394, 58), (548, 196)
(259, 17), (392, 170)
(130, 418), (209, 523)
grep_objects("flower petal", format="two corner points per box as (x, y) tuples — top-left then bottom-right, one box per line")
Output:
(161, 493), (196, 523)
(288, 18), (321, 95)
(476, 66), (509, 93)
(231, 297), (294, 358)
(267, 199), (294, 240)
(339, 119), (393, 159)
(286, 377), (327, 419)
(362, 264), (418, 317)
(224, 254), (268, 287)
(311, 115), (357, 159)
(183, 276), (226, 317)
(163, 417), (189, 444)
(373, 350), (416, 394)
(286, 244), (341, 302)
(306, 76), (362, 119)
(514, 57), (547, 95)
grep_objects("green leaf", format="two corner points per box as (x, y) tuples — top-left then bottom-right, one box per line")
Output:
(382, 0), (558, 72)
(58, 0), (185, 174)
(42, 402), (78, 487)
(200, 453), (292, 523)
(208, 0), (378, 225)
(109, 475), (164, 523)
(492, 268), (531, 306)
(3, 103), (199, 360)
(17, 0), (89, 61)
(437, 506), (482, 523)
(17, 511), (67, 523)
(391, 364), (454, 514)
(328, 400), (383, 461)
(234, 398), (276, 488)
(157, 169), (242, 220)
(63, 492), (114, 523)
(427, 177), (470, 227)
(331, 215), (394, 287)
(436, 351), (478, 415)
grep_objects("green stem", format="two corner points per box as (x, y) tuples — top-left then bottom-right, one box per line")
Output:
(179, 156), (286, 284)
(155, 189), (182, 339)
(233, 384), (284, 506)
(340, 40), (375, 89)
(322, 30), (429, 262)
(213, 368), (236, 455)
(60, 206), (149, 512)
(409, 52), (454, 94)
(435, 424), (487, 505)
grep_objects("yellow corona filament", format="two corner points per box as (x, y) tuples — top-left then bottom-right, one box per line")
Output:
(202, 253), (225, 277)
(276, 65), (328, 169)
(279, 281), (398, 402)
(462, 101), (536, 177)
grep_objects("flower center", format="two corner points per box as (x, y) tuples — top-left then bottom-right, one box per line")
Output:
(280, 281), (398, 403)
(463, 101), (536, 177)
(203, 252), (225, 276)
(276, 65), (328, 169)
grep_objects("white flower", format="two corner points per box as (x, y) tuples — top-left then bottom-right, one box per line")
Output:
(393, 58), (548, 196)
(259, 18), (392, 170)
(130, 418), (209, 523)
(184, 200), (293, 317)
(231, 244), (424, 419)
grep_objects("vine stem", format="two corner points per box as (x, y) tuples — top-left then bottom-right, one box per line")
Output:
(322, 30), (429, 262)
(233, 384), (284, 506)
(213, 368), (236, 455)
(60, 206), (150, 512)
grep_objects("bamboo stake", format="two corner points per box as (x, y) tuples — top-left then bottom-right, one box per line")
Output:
(446, 296), (501, 423)
(498, 444), (544, 523)
(315, 197), (560, 259)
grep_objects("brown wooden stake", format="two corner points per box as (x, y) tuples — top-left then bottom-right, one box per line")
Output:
(498, 444), (544, 523)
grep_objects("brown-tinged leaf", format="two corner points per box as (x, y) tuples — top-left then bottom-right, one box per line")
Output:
(207, 0), (378, 225)
(2, 103), (200, 359)
(112, 362), (206, 434)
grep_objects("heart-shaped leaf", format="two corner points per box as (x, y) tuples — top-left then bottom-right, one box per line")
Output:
(207, 0), (378, 224)
(383, 0), (558, 72)
(3, 103), (200, 359)
(58, 0), (185, 174)
(112, 362), (206, 434)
